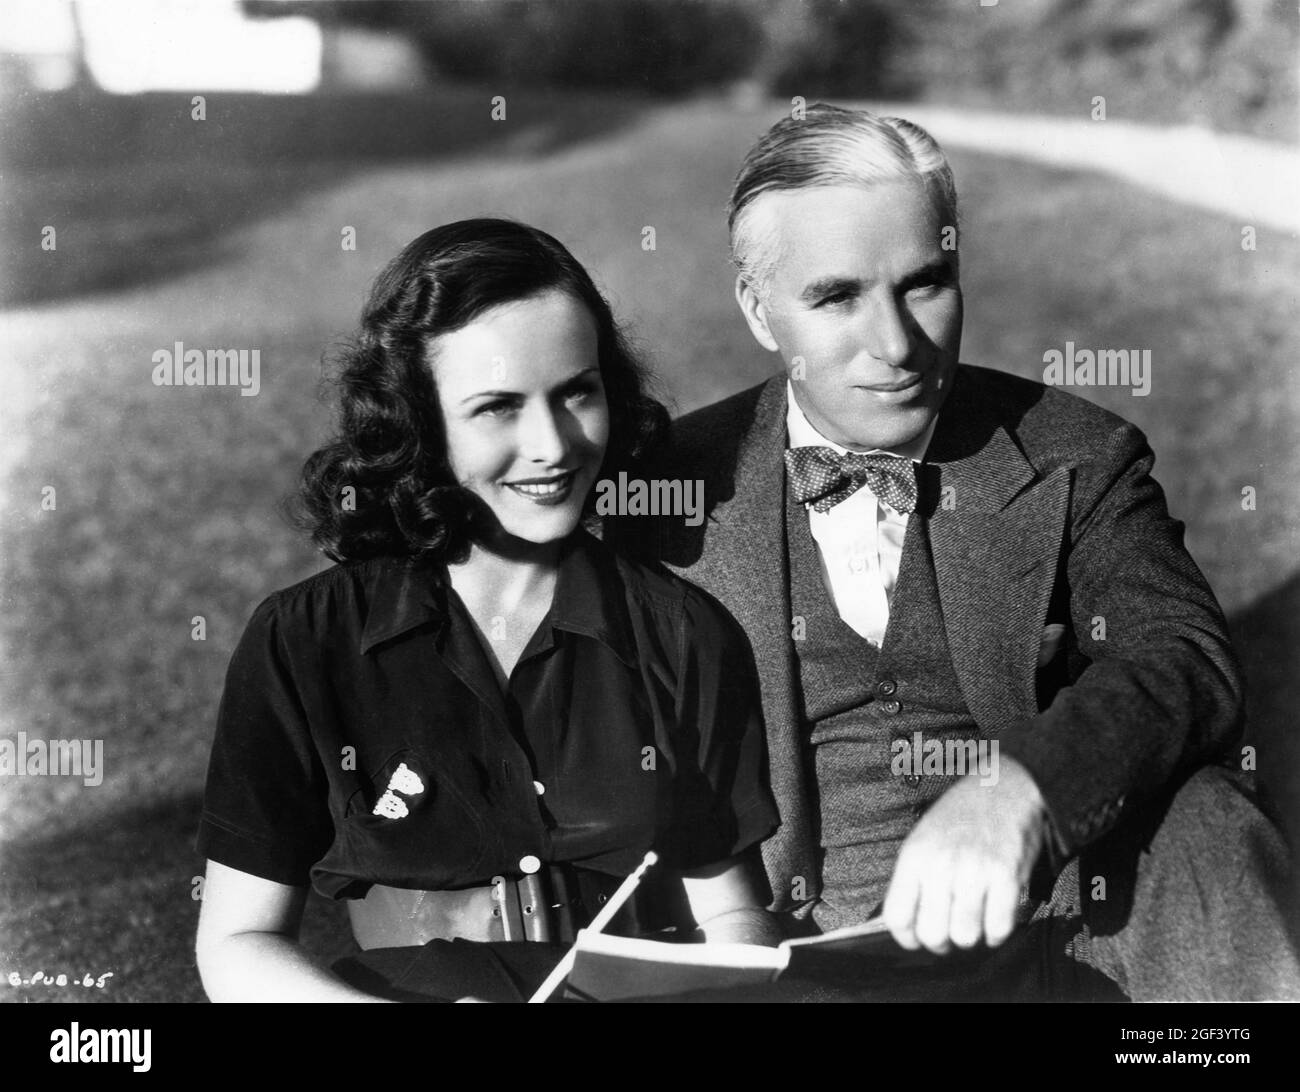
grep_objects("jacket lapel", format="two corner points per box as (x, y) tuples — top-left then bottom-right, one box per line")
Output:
(698, 375), (790, 656)
(924, 370), (1071, 732)
(696, 375), (818, 903)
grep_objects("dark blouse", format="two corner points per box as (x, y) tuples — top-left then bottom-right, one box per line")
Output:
(196, 530), (777, 900)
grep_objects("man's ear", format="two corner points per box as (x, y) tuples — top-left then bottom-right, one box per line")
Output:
(735, 275), (780, 353)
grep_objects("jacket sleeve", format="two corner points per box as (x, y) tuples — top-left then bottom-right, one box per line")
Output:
(996, 421), (1245, 858)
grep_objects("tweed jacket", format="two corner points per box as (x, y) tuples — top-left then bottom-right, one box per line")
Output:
(611, 364), (1244, 908)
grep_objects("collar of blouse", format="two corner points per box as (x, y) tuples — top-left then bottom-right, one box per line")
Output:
(357, 529), (639, 667)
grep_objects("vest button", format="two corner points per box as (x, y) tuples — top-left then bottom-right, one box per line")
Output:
(881, 699), (902, 715)
(876, 679), (897, 697)
(904, 773), (922, 787)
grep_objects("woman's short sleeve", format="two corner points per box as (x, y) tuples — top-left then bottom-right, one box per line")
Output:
(657, 588), (779, 871)
(195, 597), (334, 885)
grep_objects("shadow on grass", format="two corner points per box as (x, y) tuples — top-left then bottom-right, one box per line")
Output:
(0, 86), (651, 307)
(1231, 571), (1300, 863)
(0, 791), (354, 1003)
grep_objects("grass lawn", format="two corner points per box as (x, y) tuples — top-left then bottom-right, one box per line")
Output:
(1, 91), (1296, 1002)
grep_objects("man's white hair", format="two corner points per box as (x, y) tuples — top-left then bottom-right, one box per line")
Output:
(727, 103), (959, 295)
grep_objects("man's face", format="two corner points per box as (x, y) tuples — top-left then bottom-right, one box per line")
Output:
(736, 181), (962, 451)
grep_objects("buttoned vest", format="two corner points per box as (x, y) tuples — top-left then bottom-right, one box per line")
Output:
(786, 485), (986, 929)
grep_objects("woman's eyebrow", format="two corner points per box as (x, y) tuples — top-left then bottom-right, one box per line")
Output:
(551, 367), (601, 390)
(458, 367), (600, 405)
(459, 389), (519, 405)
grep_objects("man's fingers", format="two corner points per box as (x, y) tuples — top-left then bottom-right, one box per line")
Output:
(983, 873), (1021, 948)
(947, 865), (986, 949)
(882, 858), (922, 950)
(912, 869), (954, 954)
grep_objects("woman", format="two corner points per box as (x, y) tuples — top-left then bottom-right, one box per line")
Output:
(194, 219), (780, 1002)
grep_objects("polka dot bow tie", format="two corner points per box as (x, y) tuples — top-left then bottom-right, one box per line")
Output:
(784, 446), (920, 514)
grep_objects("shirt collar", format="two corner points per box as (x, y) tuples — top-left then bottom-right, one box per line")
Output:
(785, 379), (935, 462)
(537, 530), (639, 668)
(358, 556), (446, 655)
(358, 532), (639, 668)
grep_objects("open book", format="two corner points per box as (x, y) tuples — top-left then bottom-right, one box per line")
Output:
(563, 918), (919, 1001)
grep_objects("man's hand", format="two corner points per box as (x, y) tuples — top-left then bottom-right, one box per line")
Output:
(882, 756), (1046, 955)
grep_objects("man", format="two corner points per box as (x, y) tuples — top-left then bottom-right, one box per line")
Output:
(615, 104), (1297, 1000)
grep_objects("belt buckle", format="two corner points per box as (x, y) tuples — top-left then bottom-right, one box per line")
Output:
(490, 875), (525, 940)
(492, 867), (582, 944)
(518, 872), (554, 943)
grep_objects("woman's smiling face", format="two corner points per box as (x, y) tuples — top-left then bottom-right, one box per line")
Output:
(429, 289), (609, 552)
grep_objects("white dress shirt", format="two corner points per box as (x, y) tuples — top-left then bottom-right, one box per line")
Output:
(785, 381), (935, 647)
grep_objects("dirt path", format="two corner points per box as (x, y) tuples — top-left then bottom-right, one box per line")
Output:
(865, 103), (1300, 236)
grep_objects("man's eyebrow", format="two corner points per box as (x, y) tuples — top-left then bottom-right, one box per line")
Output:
(799, 260), (956, 304)
(897, 259), (956, 292)
(799, 276), (862, 303)
(458, 367), (600, 406)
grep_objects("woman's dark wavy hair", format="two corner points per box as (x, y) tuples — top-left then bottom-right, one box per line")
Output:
(292, 218), (669, 564)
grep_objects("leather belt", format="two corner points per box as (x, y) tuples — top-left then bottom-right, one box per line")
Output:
(348, 864), (635, 950)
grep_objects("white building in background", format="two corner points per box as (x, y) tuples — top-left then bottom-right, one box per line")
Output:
(0, 0), (322, 94)
(0, 0), (430, 95)
(0, 0), (83, 91)
(78, 0), (323, 93)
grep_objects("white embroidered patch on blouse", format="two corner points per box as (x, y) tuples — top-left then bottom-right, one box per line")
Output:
(371, 761), (426, 818)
